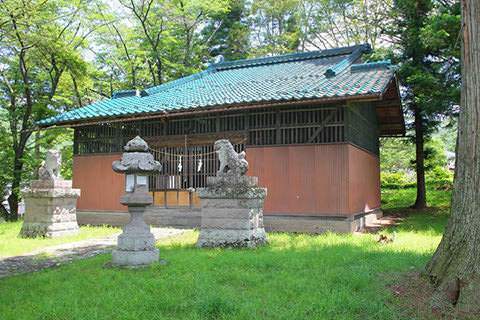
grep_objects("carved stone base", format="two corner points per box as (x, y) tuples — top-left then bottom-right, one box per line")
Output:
(196, 229), (267, 248)
(112, 206), (159, 266)
(196, 188), (268, 248)
(19, 179), (80, 238)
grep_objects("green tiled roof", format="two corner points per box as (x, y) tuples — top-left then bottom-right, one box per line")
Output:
(38, 44), (398, 126)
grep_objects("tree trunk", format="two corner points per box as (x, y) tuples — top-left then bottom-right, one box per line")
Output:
(132, 65), (136, 88)
(6, 157), (23, 221)
(110, 74), (114, 97)
(33, 130), (40, 179)
(413, 104), (426, 209)
(148, 60), (156, 86)
(156, 58), (162, 85)
(424, 0), (480, 313)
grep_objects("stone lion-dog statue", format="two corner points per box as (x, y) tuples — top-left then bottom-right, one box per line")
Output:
(214, 139), (248, 177)
(38, 149), (62, 180)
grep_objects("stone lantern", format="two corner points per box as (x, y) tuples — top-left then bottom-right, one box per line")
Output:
(111, 136), (162, 267)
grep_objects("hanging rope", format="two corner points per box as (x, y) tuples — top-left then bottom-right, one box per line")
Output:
(148, 137), (248, 158)
(148, 148), (218, 157)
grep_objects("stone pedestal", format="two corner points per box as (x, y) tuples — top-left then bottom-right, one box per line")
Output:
(196, 176), (268, 248)
(19, 179), (81, 238)
(111, 205), (159, 266)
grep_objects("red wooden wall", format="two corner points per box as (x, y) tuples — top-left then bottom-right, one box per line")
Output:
(73, 143), (381, 216)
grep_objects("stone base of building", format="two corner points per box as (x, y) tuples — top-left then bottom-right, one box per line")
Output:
(76, 207), (382, 234)
(20, 179), (81, 238)
(264, 208), (383, 234)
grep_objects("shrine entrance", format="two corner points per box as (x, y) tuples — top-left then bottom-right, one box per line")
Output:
(147, 135), (245, 208)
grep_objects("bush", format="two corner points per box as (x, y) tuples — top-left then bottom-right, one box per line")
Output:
(426, 166), (454, 187)
(381, 171), (412, 189)
(381, 167), (454, 189)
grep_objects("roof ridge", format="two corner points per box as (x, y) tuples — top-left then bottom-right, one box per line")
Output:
(323, 46), (369, 78)
(112, 89), (139, 99)
(142, 69), (212, 96)
(209, 43), (371, 71)
(350, 60), (392, 73)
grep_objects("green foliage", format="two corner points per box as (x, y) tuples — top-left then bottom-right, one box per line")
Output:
(381, 165), (452, 189)
(380, 137), (415, 172)
(249, 0), (302, 55)
(0, 188), (452, 319)
(0, 0), (99, 220)
(202, 0), (250, 61)
(383, 0), (460, 206)
(381, 136), (452, 189)
(433, 119), (457, 153)
(423, 138), (448, 170)
(425, 166), (453, 187)
(297, 0), (394, 51)
(380, 171), (415, 189)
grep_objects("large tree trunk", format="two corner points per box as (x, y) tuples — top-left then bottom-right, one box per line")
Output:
(424, 0), (480, 313)
(412, 105), (426, 209)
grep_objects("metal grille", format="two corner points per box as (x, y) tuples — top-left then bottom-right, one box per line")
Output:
(74, 105), (347, 155)
(149, 143), (244, 191)
(248, 106), (345, 145)
(347, 102), (380, 155)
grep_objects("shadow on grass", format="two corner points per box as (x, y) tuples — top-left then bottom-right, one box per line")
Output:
(379, 188), (451, 236)
(379, 206), (448, 236)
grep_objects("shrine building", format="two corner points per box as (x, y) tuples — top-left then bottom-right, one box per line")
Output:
(38, 43), (404, 233)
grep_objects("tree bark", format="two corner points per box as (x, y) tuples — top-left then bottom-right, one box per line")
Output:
(412, 105), (427, 209)
(156, 57), (162, 85)
(424, 0), (480, 313)
(7, 152), (23, 221)
(33, 130), (40, 180)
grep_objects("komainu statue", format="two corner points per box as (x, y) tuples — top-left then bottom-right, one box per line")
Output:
(206, 139), (256, 189)
(215, 139), (248, 177)
(19, 149), (80, 238)
(38, 150), (62, 180)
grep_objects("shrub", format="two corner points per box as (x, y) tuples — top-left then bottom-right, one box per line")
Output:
(426, 166), (454, 187)
(380, 171), (417, 189)
(381, 171), (406, 188)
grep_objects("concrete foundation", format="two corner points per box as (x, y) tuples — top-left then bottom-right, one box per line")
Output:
(77, 207), (382, 234)
(20, 179), (80, 238)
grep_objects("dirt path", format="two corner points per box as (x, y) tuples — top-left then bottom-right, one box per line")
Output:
(0, 228), (193, 279)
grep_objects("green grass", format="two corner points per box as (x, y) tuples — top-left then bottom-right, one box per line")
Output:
(0, 188), (453, 320)
(0, 222), (120, 257)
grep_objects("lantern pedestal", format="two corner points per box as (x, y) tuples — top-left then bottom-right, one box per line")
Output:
(110, 136), (162, 267)
(111, 205), (159, 267)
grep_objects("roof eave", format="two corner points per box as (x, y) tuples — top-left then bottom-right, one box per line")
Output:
(37, 93), (382, 130)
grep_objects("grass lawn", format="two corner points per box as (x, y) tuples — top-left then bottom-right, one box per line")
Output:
(0, 222), (120, 258)
(0, 188), (452, 320)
